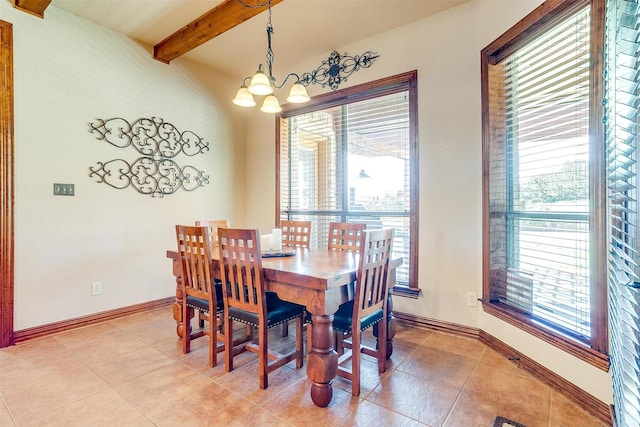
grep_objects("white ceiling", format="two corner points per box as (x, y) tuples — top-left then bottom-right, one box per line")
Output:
(50, 0), (469, 79)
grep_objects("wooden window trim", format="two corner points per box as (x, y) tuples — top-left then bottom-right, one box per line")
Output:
(0, 20), (14, 348)
(277, 71), (420, 294)
(481, 0), (609, 369)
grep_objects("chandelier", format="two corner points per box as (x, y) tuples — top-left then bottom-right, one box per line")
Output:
(232, 0), (310, 113)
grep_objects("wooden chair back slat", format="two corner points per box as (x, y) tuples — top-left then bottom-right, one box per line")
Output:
(281, 220), (311, 248)
(327, 222), (366, 252)
(218, 228), (264, 316)
(196, 219), (228, 246)
(355, 228), (394, 321)
(176, 225), (216, 304)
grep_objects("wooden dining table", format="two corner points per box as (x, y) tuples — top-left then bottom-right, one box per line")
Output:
(166, 247), (401, 407)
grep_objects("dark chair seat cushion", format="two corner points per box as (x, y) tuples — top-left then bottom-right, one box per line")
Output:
(228, 291), (305, 328)
(185, 282), (223, 313)
(264, 291), (311, 323)
(332, 300), (383, 333)
(266, 291), (312, 323)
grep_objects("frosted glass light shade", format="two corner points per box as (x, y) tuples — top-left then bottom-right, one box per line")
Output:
(248, 68), (273, 95)
(232, 86), (256, 107)
(260, 95), (282, 113)
(286, 83), (310, 103)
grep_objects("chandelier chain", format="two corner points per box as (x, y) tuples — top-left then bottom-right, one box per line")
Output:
(266, 6), (274, 80)
(237, 0), (276, 81)
(236, 0), (271, 9)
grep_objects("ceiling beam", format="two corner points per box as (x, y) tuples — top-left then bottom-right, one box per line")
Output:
(153, 0), (284, 64)
(12, 0), (52, 18)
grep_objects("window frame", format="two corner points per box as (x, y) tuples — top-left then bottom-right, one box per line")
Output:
(481, 0), (609, 369)
(276, 71), (420, 296)
(604, 0), (640, 422)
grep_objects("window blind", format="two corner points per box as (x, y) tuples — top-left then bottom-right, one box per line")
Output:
(279, 91), (412, 284)
(605, 0), (640, 424)
(487, 5), (593, 340)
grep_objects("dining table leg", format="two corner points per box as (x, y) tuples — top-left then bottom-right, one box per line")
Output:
(169, 254), (184, 338)
(168, 251), (192, 338)
(306, 314), (338, 407)
(373, 289), (396, 358)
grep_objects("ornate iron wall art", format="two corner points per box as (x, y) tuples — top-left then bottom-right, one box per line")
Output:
(88, 117), (210, 197)
(89, 117), (209, 158)
(300, 50), (379, 91)
(89, 157), (209, 197)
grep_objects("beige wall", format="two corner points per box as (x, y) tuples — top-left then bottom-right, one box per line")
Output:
(2, 5), (246, 330)
(3, 0), (612, 406)
(242, 0), (612, 404)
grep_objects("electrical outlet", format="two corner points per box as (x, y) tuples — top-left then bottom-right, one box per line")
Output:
(53, 183), (75, 196)
(466, 291), (478, 307)
(91, 281), (102, 296)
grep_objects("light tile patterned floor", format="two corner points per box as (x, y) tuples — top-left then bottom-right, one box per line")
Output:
(0, 306), (607, 426)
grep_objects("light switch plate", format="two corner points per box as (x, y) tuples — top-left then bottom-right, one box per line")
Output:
(53, 183), (74, 196)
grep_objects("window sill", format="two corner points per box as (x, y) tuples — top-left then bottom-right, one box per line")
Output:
(483, 301), (609, 371)
(391, 286), (420, 299)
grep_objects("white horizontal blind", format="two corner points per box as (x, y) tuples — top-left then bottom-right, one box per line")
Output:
(605, 0), (640, 425)
(488, 5), (592, 340)
(280, 92), (411, 284)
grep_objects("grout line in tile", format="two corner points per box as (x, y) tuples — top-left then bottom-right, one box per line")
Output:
(1, 317), (603, 426)
(439, 347), (486, 427)
(0, 391), (18, 427)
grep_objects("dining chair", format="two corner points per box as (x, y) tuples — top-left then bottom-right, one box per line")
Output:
(195, 219), (228, 245)
(332, 227), (394, 397)
(281, 220), (311, 248)
(326, 221), (367, 351)
(194, 220), (228, 328)
(175, 225), (224, 367)
(279, 220), (312, 338)
(218, 227), (305, 389)
(327, 221), (366, 252)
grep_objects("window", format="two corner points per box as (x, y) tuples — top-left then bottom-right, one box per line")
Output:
(604, 0), (640, 424)
(481, 0), (608, 367)
(277, 72), (419, 294)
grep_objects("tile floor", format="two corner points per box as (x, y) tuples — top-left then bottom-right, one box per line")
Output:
(0, 305), (607, 426)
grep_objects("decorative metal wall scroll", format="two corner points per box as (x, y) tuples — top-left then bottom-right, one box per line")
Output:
(299, 50), (379, 91)
(88, 117), (210, 197)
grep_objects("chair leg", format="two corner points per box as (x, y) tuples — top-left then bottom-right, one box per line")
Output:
(209, 313), (217, 368)
(351, 328), (361, 397)
(218, 313), (225, 331)
(295, 316), (304, 369)
(282, 321), (289, 337)
(335, 331), (345, 356)
(183, 306), (193, 355)
(224, 315), (234, 372)
(259, 324), (269, 389)
(377, 317), (387, 373)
